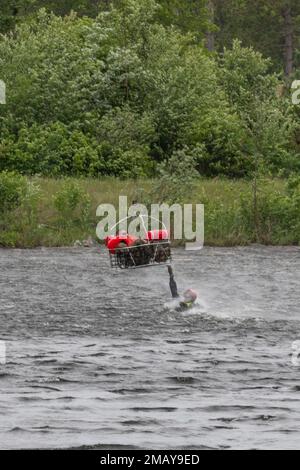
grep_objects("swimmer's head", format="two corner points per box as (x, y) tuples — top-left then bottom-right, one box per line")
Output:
(183, 289), (197, 303)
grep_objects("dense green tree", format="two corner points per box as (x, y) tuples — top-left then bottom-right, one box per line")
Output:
(0, 0), (298, 177)
(0, 0), (104, 33)
(214, 0), (300, 76)
(1, 0), (300, 77)
(156, 0), (211, 38)
(220, 40), (298, 172)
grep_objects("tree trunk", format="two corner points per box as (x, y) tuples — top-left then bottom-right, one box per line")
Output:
(282, 4), (293, 77)
(205, 0), (215, 51)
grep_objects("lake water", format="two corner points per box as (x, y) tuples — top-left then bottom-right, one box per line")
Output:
(0, 246), (300, 449)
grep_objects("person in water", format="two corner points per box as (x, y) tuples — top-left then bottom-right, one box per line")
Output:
(168, 266), (197, 311)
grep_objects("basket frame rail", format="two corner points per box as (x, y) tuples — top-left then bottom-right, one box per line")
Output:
(109, 240), (172, 270)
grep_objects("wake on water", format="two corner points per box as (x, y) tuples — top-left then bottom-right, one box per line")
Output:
(163, 299), (207, 315)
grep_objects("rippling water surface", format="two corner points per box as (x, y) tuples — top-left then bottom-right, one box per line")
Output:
(0, 246), (300, 449)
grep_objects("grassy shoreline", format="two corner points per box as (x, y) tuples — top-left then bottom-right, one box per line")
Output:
(0, 177), (298, 248)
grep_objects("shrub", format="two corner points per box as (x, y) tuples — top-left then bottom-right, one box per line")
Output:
(53, 179), (91, 227)
(239, 178), (299, 244)
(150, 147), (199, 204)
(0, 123), (104, 176)
(96, 107), (156, 178)
(0, 171), (40, 242)
(0, 171), (27, 215)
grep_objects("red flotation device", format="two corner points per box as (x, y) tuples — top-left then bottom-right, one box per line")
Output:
(106, 230), (169, 253)
(105, 234), (137, 254)
(146, 229), (169, 241)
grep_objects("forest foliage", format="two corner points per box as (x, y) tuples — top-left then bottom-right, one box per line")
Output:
(0, 0), (299, 179)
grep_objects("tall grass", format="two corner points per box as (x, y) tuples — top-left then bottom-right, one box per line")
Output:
(0, 176), (296, 248)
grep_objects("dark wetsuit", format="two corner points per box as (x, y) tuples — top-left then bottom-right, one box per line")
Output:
(168, 266), (195, 312)
(168, 266), (179, 298)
